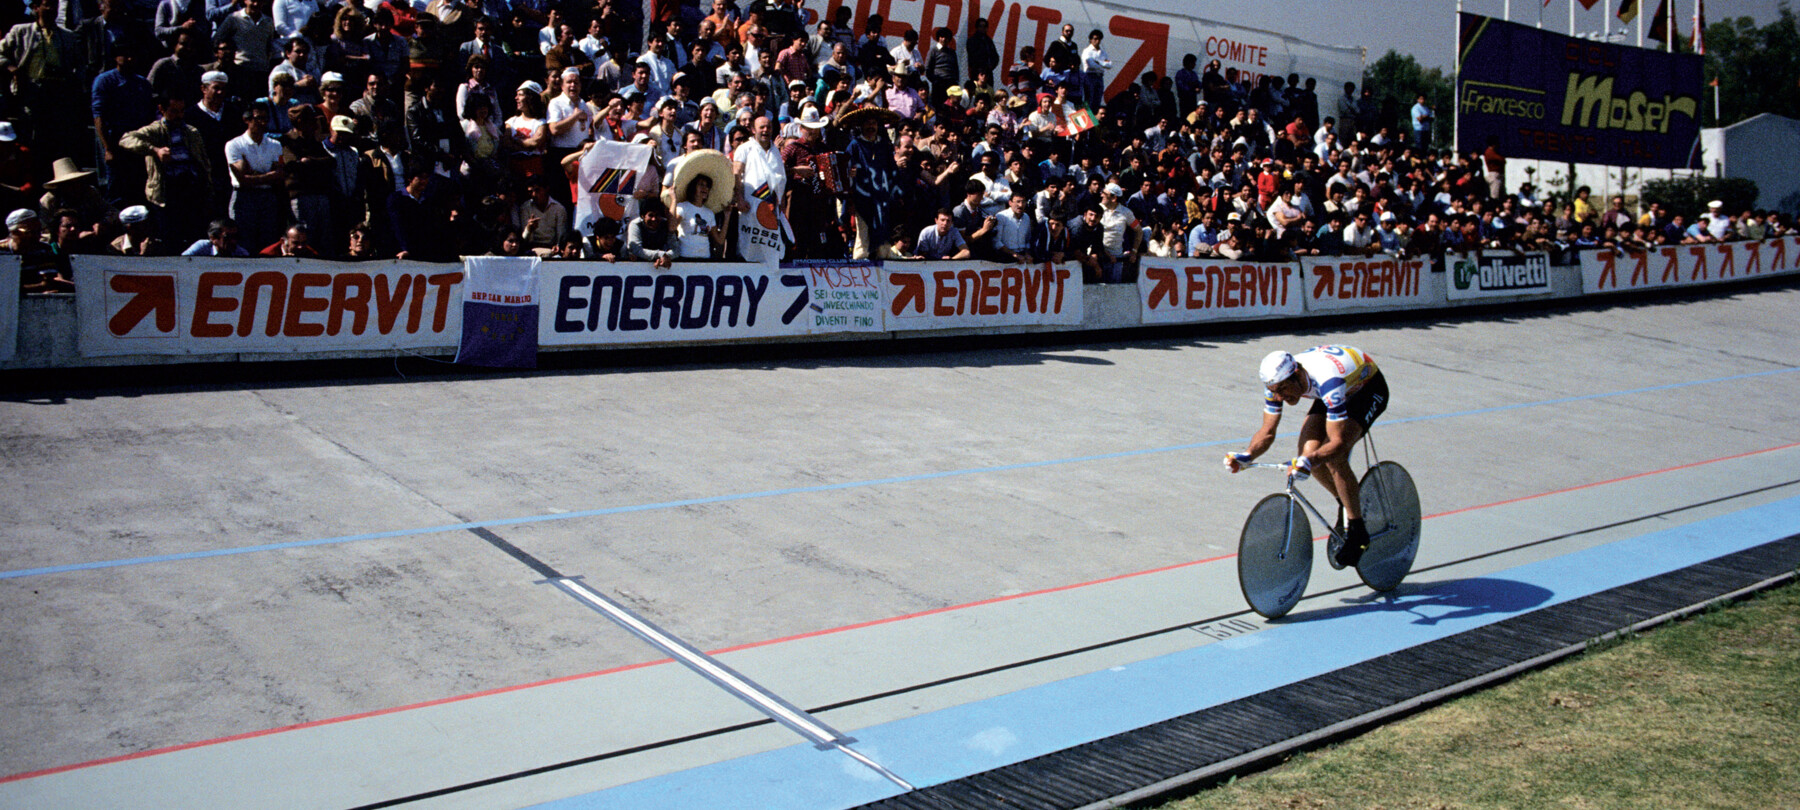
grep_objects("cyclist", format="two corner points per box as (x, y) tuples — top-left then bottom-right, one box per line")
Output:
(1224, 345), (1389, 568)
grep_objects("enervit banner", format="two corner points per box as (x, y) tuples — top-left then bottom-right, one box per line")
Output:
(1300, 255), (1431, 311)
(540, 261), (819, 345)
(1456, 13), (1702, 169)
(824, 0), (1363, 106)
(883, 261), (1081, 330)
(1138, 259), (1302, 324)
(1446, 252), (1553, 300)
(1580, 237), (1800, 295)
(74, 257), (463, 357)
(0, 256), (16, 361)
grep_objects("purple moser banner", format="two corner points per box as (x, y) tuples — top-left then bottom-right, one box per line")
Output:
(1456, 12), (1703, 169)
(456, 256), (541, 368)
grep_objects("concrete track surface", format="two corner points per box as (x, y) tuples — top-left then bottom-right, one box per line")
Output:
(3, 280), (1798, 808)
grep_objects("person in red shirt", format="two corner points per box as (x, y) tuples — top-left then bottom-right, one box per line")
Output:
(259, 223), (321, 256)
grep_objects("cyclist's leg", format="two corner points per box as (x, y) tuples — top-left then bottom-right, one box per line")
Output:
(1298, 410), (1365, 519)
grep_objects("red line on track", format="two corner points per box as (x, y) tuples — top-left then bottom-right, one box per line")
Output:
(7, 441), (1797, 784)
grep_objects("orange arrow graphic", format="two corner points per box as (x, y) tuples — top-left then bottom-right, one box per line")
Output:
(107, 273), (177, 336)
(890, 272), (925, 315)
(1310, 264), (1335, 300)
(1144, 267), (1178, 309)
(1106, 16), (1168, 101)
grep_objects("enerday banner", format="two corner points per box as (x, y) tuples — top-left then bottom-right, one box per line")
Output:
(73, 257), (464, 357)
(1580, 236), (1800, 295)
(1456, 13), (1702, 169)
(1300, 255), (1431, 311)
(0, 256), (17, 361)
(540, 261), (819, 344)
(883, 261), (1082, 331)
(822, 0), (1363, 106)
(1446, 252), (1554, 300)
(1138, 259), (1302, 324)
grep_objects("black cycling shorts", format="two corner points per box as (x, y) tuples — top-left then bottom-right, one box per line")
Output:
(1308, 370), (1389, 430)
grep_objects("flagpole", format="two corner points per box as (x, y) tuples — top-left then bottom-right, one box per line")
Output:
(1454, 0), (1463, 157)
(1570, 0), (1577, 37)
(1638, 0), (1645, 48)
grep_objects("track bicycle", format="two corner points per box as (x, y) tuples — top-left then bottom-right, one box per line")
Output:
(1232, 434), (1422, 619)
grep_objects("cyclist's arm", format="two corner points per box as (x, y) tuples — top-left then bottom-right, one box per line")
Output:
(1244, 410), (1281, 459)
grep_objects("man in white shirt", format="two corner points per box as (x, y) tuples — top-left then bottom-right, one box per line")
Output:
(272, 0), (316, 40)
(224, 104), (287, 252)
(1265, 182), (1305, 238)
(1341, 209), (1379, 255)
(636, 35), (675, 100)
(889, 28), (923, 73)
(972, 152), (1011, 217)
(1700, 200), (1732, 240)
(1098, 183), (1138, 282)
(993, 191), (1035, 263)
(546, 67), (590, 150)
(268, 34), (318, 104)
(576, 19), (606, 60)
(732, 114), (787, 261)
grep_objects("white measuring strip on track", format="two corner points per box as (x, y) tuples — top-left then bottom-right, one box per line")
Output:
(549, 577), (915, 790)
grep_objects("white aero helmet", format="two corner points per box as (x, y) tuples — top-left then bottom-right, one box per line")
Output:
(1258, 350), (1298, 387)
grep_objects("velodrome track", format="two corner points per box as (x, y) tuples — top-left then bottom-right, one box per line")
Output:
(3, 279), (1798, 808)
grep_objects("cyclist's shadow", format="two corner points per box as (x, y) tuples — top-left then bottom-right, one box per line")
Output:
(1281, 577), (1555, 626)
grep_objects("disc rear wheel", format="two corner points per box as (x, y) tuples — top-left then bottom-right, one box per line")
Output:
(1356, 461), (1421, 592)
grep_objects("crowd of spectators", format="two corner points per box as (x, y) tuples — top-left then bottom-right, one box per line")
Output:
(0, 0), (1790, 294)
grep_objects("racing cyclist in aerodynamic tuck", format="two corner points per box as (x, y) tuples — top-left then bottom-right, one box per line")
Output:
(1224, 345), (1390, 569)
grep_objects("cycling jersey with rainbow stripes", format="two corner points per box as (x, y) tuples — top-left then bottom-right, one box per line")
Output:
(1262, 345), (1380, 422)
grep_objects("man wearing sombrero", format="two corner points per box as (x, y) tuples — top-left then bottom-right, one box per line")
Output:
(40, 158), (114, 233)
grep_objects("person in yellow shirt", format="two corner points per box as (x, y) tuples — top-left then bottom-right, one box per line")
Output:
(1572, 185), (1595, 224)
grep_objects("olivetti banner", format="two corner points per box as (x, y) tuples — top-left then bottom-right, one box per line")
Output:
(1456, 13), (1702, 169)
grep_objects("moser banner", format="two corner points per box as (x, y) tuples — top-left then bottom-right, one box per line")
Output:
(1456, 13), (1702, 169)
(883, 261), (1081, 331)
(541, 261), (817, 345)
(74, 257), (463, 357)
(818, 0), (1362, 109)
(1447, 252), (1553, 300)
(1580, 236), (1800, 294)
(1300, 255), (1431, 311)
(787, 260), (887, 332)
(0, 256), (17, 361)
(1138, 259), (1302, 324)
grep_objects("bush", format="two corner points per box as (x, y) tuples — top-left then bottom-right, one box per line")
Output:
(1640, 176), (1761, 219)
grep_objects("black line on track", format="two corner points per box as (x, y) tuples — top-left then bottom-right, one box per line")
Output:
(356, 479), (1800, 807)
(465, 524), (566, 581)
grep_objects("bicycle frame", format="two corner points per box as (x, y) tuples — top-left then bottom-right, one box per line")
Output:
(1241, 429), (1397, 560)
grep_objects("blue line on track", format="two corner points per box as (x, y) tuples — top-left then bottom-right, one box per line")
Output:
(4, 366), (1796, 581)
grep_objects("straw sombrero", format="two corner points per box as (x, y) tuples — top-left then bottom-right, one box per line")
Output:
(835, 105), (901, 131)
(664, 149), (734, 214)
(45, 158), (96, 189)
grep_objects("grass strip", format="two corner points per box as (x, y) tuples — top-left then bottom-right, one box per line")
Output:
(1155, 579), (1800, 810)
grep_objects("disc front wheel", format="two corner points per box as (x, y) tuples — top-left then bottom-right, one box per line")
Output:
(1237, 493), (1314, 619)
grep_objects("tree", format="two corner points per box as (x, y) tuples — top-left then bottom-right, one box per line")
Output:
(1363, 50), (1456, 148)
(1701, 6), (1800, 127)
